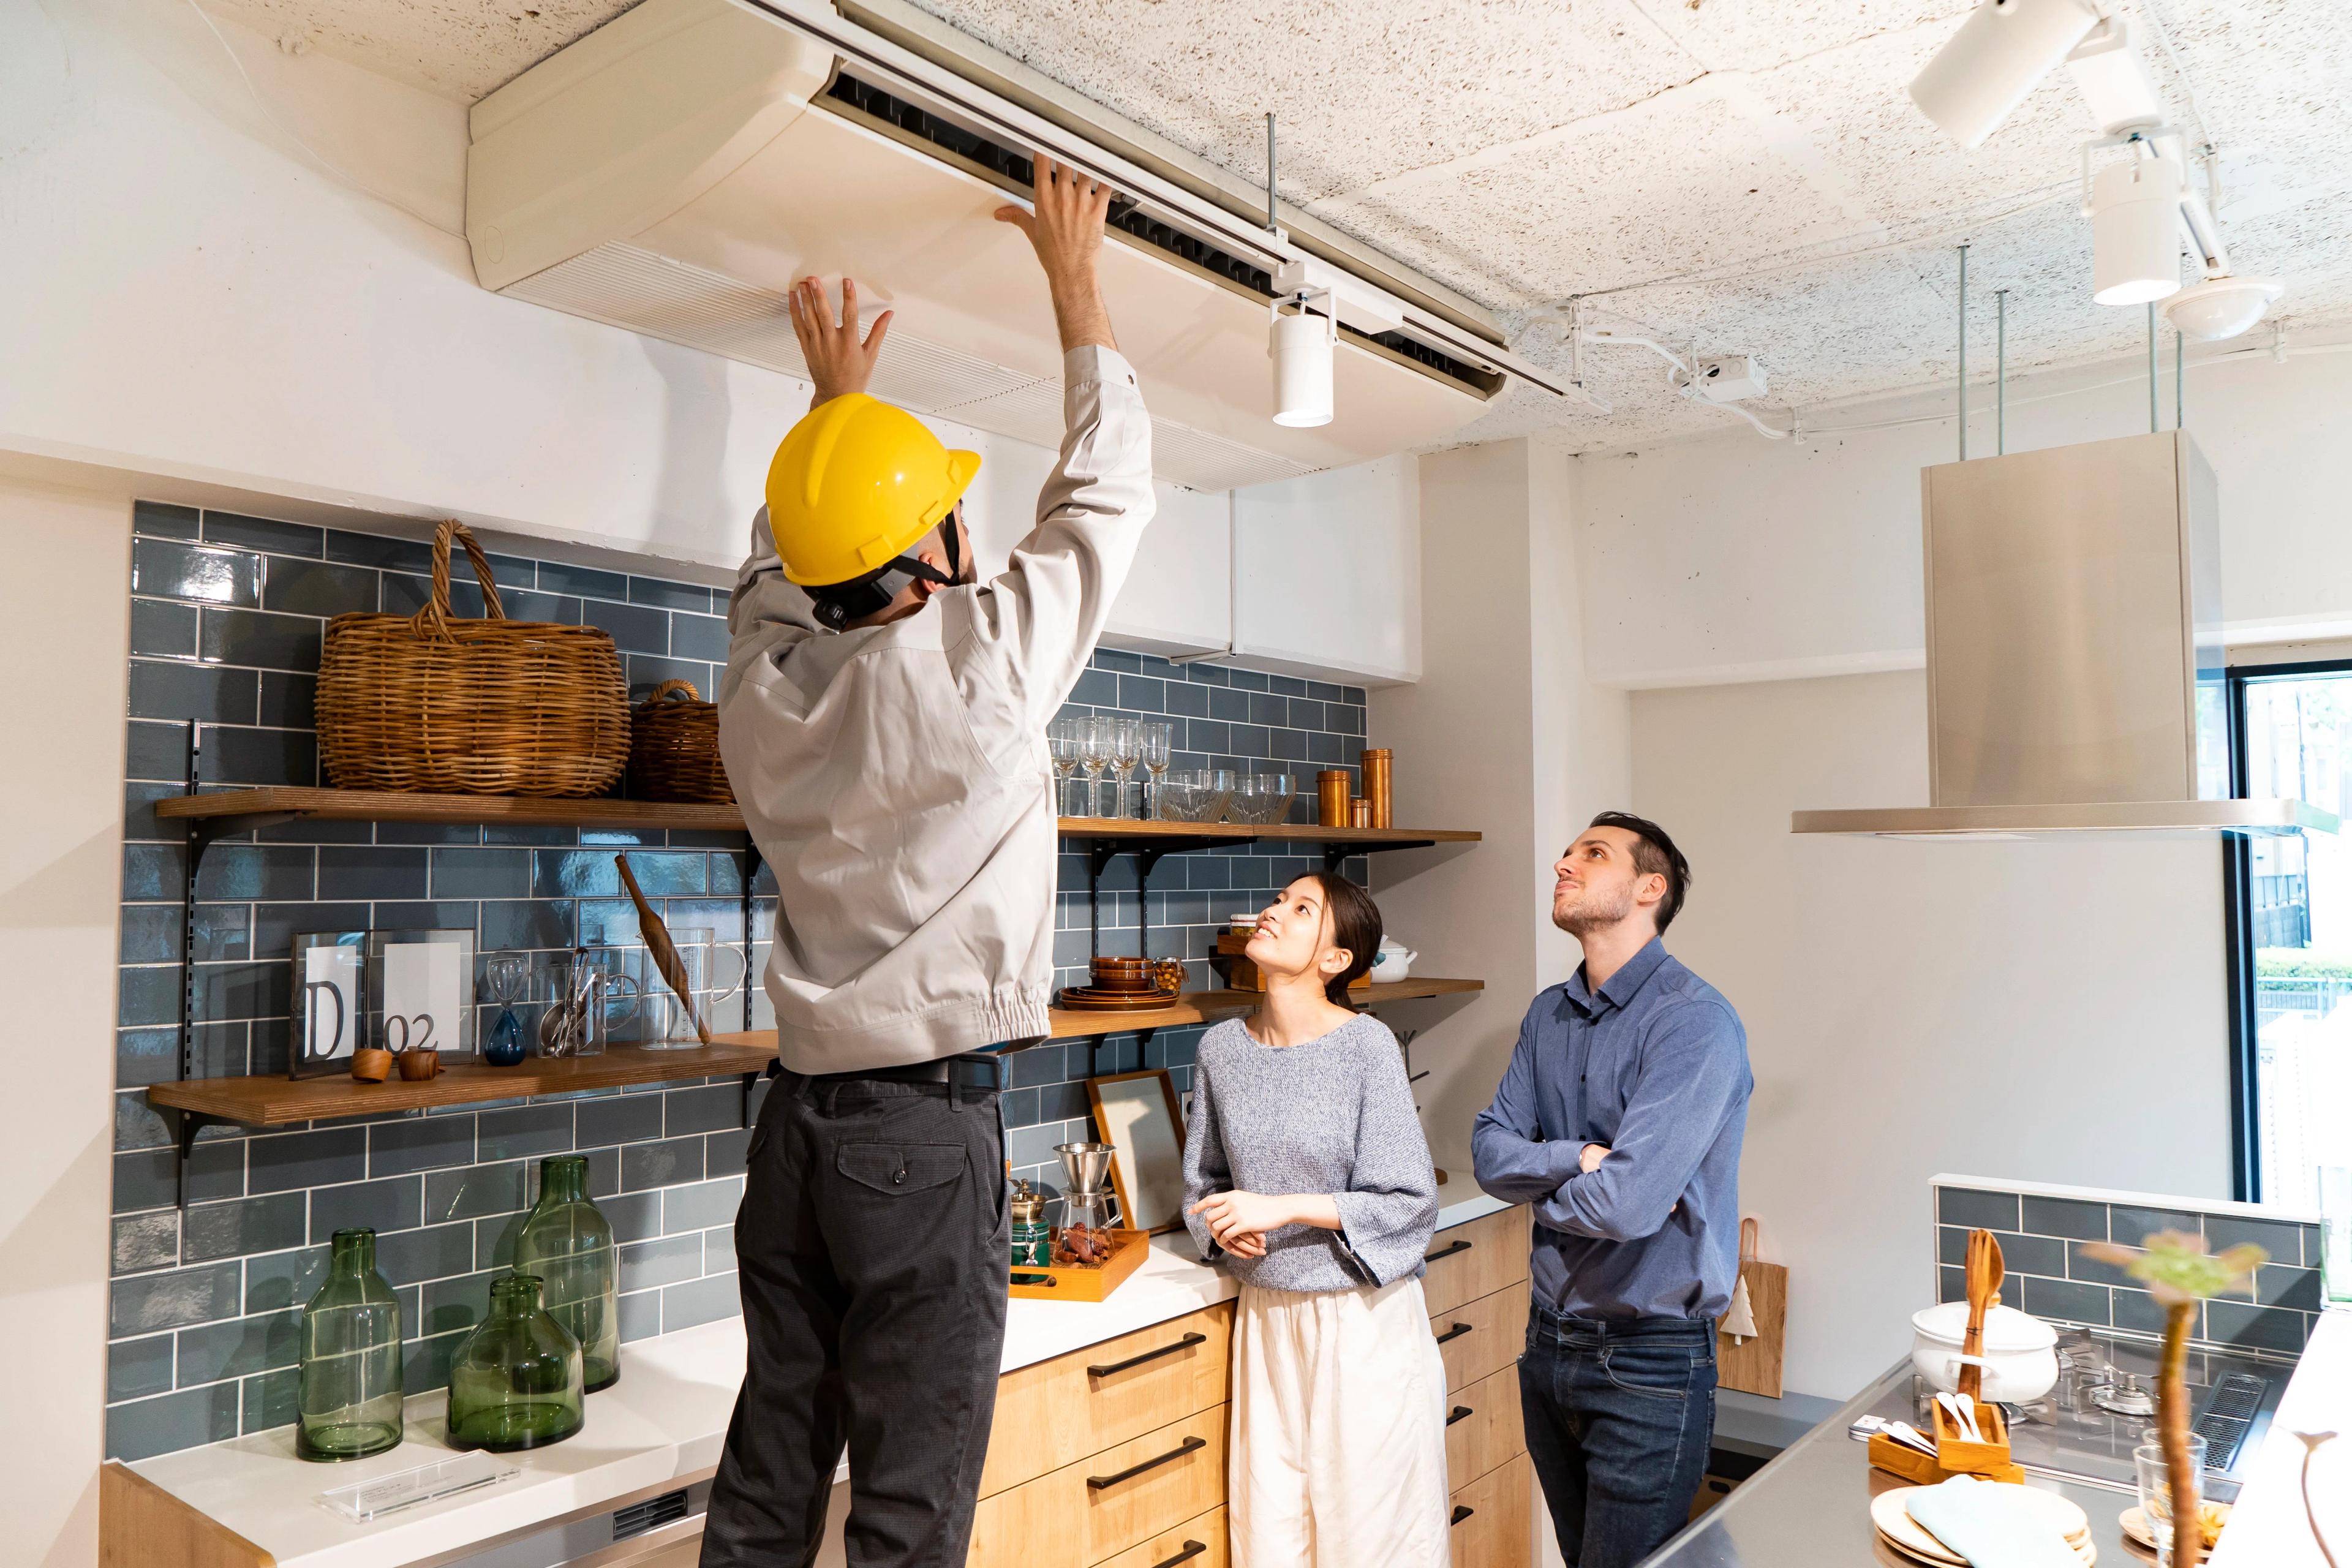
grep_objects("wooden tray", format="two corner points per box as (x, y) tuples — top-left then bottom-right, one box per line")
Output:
(1008, 1229), (1150, 1302)
(1057, 988), (1183, 1012)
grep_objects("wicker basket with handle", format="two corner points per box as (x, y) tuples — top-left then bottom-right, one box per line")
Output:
(627, 680), (732, 804)
(315, 519), (629, 796)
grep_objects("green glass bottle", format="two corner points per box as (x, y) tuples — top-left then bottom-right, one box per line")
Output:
(512, 1154), (620, 1392)
(295, 1228), (405, 1461)
(446, 1274), (584, 1452)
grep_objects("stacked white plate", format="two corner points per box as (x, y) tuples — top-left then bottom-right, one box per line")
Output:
(1870, 1485), (2096, 1566)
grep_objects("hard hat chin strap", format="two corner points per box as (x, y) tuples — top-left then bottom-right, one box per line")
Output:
(807, 512), (963, 632)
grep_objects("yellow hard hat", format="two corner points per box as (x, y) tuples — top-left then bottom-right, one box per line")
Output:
(764, 394), (981, 587)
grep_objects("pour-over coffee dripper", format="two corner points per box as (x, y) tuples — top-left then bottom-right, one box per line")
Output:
(1054, 1142), (1118, 1265)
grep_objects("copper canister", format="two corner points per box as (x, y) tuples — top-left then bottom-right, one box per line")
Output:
(1362, 748), (1393, 829)
(1350, 797), (1372, 829)
(1317, 769), (1352, 827)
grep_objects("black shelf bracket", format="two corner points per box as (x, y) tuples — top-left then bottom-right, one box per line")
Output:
(1087, 1027), (1158, 1078)
(1077, 833), (1252, 963)
(156, 1105), (230, 1210)
(734, 837), (764, 1033)
(177, 730), (298, 1087)
(1322, 838), (1436, 875)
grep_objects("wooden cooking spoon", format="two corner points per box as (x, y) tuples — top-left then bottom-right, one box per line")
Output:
(1959, 1228), (2006, 1403)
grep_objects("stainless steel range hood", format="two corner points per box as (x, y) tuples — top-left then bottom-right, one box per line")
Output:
(1794, 431), (2337, 839)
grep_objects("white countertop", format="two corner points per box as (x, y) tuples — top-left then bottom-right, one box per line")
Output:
(2209, 1307), (2351, 1568)
(133, 1195), (1510, 1568)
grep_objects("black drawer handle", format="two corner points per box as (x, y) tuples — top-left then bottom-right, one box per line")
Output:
(1451, 1505), (1475, 1526)
(1434, 1322), (1472, 1346)
(1425, 1238), (1472, 1264)
(1088, 1331), (1208, 1379)
(1151, 1543), (1207, 1568)
(1087, 1435), (1207, 1490)
(1447, 1404), (1472, 1426)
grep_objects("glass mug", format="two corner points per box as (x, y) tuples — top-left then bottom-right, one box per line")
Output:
(634, 929), (751, 1050)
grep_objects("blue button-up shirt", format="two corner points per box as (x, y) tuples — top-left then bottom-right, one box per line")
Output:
(1472, 938), (1751, 1322)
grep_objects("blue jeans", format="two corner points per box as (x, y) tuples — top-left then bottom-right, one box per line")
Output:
(1518, 1303), (1717, 1568)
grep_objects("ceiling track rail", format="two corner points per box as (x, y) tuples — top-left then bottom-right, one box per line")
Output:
(734, 0), (1603, 410)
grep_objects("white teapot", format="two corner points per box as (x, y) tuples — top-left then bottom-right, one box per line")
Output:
(1369, 938), (1417, 984)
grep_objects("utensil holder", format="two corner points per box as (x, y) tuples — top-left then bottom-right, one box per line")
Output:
(1868, 1431), (2024, 1487)
(1930, 1398), (2020, 1480)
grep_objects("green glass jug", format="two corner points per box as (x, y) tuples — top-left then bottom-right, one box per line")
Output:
(512, 1154), (620, 1392)
(295, 1228), (405, 1461)
(446, 1274), (584, 1452)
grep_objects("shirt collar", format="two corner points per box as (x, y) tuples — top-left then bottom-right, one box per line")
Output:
(1563, 936), (1671, 1018)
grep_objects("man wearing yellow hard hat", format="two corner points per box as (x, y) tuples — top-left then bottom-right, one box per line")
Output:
(703, 159), (1155, 1568)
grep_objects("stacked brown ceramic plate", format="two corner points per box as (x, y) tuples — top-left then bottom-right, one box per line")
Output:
(1869, 1487), (2094, 1565)
(1057, 956), (1185, 1011)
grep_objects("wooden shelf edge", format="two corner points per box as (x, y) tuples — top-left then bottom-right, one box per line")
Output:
(154, 790), (1480, 846)
(145, 1042), (778, 1128)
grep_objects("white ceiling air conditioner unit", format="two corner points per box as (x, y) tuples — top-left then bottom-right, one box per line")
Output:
(464, 0), (1515, 492)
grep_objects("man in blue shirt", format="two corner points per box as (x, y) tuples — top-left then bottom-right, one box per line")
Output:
(1472, 812), (1752, 1568)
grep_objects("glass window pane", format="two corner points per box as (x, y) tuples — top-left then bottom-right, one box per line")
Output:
(2242, 671), (2352, 1210)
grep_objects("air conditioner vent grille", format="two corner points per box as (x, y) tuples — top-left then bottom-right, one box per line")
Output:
(612, 1488), (690, 1542)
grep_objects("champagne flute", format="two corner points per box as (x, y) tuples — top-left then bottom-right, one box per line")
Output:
(1107, 718), (1143, 820)
(1140, 722), (1173, 820)
(1077, 715), (1112, 819)
(1047, 715), (1084, 818)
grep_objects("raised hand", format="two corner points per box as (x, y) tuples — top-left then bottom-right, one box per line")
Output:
(993, 154), (1117, 352)
(788, 276), (892, 409)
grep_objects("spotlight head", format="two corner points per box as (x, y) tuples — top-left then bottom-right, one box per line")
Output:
(1269, 297), (1334, 428)
(2090, 151), (2185, 306)
(2162, 276), (2282, 341)
(1909, 0), (2100, 149)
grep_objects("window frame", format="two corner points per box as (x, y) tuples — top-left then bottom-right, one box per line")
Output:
(2223, 652), (2352, 1203)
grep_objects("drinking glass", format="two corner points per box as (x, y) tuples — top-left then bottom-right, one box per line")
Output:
(1140, 722), (1174, 819)
(1077, 715), (1112, 818)
(2323, 1165), (2352, 1303)
(1107, 718), (1143, 819)
(1260, 771), (1295, 825)
(1048, 715), (1084, 818)
(2135, 1432), (2209, 1567)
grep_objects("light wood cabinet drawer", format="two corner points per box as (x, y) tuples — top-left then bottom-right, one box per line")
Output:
(1430, 1278), (1529, 1394)
(1422, 1206), (1530, 1317)
(1444, 1364), (1526, 1490)
(968, 1404), (1229, 1568)
(981, 1302), (1234, 1498)
(1448, 1451), (1532, 1568)
(1094, 1504), (1228, 1568)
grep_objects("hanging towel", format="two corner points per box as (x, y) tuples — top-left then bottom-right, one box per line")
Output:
(1905, 1477), (2079, 1568)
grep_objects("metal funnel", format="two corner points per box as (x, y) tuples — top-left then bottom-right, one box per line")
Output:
(1055, 1142), (1114, 1196)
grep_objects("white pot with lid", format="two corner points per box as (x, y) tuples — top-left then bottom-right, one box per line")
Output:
(1909, 1301), (2059, 1403)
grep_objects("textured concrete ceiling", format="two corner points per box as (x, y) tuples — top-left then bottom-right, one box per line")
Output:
(213, 0), (2352, 451)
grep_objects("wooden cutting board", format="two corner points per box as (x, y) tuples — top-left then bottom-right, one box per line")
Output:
(1716, 1217), (1787, 1398)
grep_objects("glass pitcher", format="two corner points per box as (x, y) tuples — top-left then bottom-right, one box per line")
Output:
(295, 1228), (404, 1461)
(446, 1274), (584, 1453)
(513, 1155), (620, 1392)
(637, 929), (750, 1049)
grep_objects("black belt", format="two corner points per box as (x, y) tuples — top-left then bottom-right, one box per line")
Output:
(784, 1052), (1008, 1093)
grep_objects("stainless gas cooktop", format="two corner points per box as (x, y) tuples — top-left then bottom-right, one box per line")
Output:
(1861, 1327), (2293, 1496)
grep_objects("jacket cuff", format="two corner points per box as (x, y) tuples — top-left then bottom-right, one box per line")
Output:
(1063, 343), (1140, 391)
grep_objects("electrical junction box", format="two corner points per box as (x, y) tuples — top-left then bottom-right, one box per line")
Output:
(1692, 355), (1768, 402)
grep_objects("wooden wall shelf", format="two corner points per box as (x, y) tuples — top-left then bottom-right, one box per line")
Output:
(145, 1043), (780, 1129)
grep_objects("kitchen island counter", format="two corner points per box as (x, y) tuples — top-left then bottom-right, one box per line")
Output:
(121, 1194), (1511, 1568)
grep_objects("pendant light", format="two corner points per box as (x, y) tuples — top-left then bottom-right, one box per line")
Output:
(1270, 297), (1336, 428)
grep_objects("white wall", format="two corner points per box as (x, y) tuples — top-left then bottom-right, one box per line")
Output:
(1371, 440), (1630, 1177)
(1630, 669), (2234, 1398)
(1575, 336), (2352, 688)
(0, 478), (132, 1566)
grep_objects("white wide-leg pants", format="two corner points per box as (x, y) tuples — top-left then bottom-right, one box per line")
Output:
(1228, 1275), (1452, 1568)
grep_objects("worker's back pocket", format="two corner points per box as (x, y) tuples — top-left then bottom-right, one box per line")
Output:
(836, 1141), (965, 1197)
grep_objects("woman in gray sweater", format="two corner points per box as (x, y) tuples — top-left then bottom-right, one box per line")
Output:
(1183, 872), (1447, 1567)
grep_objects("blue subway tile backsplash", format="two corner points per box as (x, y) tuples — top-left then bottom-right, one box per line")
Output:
(110, 503), (1369, 1461)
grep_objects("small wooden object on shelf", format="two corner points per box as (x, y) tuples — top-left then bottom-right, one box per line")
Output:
(349, 1049), (392, 1083)
(1008, 1228), (1150, 1302)
(1929, 1396), (2021, 1481)
(396, 1049), (441, 1081)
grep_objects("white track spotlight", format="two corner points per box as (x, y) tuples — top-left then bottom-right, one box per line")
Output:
(1269, 292), (1335, 428)
(2090, 148), (2186, 306)
(2162, 276), (2283, 341)
(1910, 0), (2100, 149)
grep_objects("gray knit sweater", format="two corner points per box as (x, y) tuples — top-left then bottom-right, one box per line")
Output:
(1181, 1012), (1439, 1291)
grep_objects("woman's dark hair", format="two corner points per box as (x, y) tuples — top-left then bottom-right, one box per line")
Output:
(1305, 870), (1384, 1005)
(1588, 810), (1693, 932)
